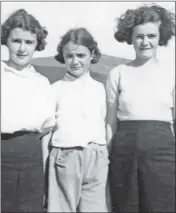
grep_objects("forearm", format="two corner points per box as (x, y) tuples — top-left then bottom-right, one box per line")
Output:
(41, 131), (52, 172)
(173, 122), (175, 136)
(106, 122), (117, 143)
(172, 107), (175, 136)
(106, 119), (118, 152)
(172, 118), (175, 136)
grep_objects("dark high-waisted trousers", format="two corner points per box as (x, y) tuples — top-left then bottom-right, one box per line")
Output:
(1, 131), (44, 212)
(109, 120), (175, 213)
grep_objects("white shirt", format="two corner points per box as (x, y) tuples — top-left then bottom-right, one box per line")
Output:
(51, 72), (106, 147)
(106, 63), (175, 123)
(1, 61), (56, 134)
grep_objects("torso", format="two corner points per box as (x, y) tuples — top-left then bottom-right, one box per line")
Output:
(51, 74), (106, 147)
(107, 63), (175, 123)
(1, 61), (55, 133)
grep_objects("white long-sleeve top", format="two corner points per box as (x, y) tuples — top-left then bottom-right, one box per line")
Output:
(1, 61), (56, 134)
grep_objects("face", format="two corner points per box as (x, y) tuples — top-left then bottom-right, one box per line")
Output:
(6, 28), (37, 70)
(132, 22), (160, 60)
(63, 41), (92, 78)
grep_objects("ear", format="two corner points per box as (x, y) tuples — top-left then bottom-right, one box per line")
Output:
(90, 49), (95, 61)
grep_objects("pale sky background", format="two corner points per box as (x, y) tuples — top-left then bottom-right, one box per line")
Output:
(1, 1), (175, 61)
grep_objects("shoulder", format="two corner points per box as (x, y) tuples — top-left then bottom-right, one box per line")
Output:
(1, 61), (6, 69)
(39, 75), (50, 86)
(90, 77), (105, 92)
(105, 64), (131, 94)
(31, 66), (49, 80)
(107, 65), (121, 86)
(107, 64), (128, 79)
(51, 79), (66, 94)
(168, 63), (175, 79)
(51, 79), (70, 101)
(1, 61), (9, 73)
(158, 61), (175, 85)
(88, 78), (106, 103)
(28, 65), (50, 85)
(52, 79), (66, 89)
(1, 61), (8, 78)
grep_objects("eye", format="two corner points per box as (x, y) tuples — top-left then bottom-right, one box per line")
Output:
(148, 34), (157, 39)
(12, 39), (21, 43)
(26, 40), (34, 44)
(77, 53), (86, 58)
(136, 35), (143, 39)
(64, 54), (73, 59)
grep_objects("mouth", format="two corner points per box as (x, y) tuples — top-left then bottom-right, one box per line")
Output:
(71, 67), (81, 70)
(140, 48), (152, 51)
(16, 54), (27, 58)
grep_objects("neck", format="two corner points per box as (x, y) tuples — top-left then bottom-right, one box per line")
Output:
(79, 70), (90, 80)
(67, 71), (78, 79)
(7, 60), (28, 71)
(66, 70), (90, 81)
(133, 56), (158, 67)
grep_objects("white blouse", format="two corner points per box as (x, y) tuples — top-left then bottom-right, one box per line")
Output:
(106, 63), (175, 123)
(1, 61), (56, 134)
(51, 72), (107, 147)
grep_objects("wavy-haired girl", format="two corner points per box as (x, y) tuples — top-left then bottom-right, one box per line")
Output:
(1, 9), (55, 212)
(106, 4), (175, 212)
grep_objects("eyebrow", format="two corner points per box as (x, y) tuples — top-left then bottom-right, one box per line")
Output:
(147, 33), (157, 36)
(11, 37), (36, 41)
(136, 33), (157, 36)
(64, 52), (86, 54)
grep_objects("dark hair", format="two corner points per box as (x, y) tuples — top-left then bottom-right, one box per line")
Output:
(1, 9), (48, 51)
(55, 27), (101, 64)
(114, 4), (175, 46)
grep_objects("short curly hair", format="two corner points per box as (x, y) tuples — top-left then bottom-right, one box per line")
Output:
(55, 27), (101, 64)
(1, 9), (48, 51)
(114, 4), (175, 46)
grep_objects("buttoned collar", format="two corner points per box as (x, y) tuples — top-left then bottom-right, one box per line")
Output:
(63, 70), (92, 85)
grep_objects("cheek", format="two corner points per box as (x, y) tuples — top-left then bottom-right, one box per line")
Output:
(133, 41), (140, 50)
(151, 39), (159, 47)
(8, 44), (18, 54)
(83, 57), (91, 65)
(28, 45), (37, 55)
(64, 60), (72, 70)
(65, 59), (72, 66)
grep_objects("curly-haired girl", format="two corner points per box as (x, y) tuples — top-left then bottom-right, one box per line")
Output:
(106, 4), (175, 212)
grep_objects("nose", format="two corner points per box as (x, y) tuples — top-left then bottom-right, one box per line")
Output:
(19, 41), (26, 52)
(72, 56), (79, 65)
(141, 36), (149, 46)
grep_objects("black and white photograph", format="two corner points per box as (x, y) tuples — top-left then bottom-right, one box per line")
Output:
(1, 1), (175, 212)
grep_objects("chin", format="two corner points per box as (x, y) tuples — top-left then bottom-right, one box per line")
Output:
(15, 61), (29, 66)
(70, 70), (84, 77)
(139, 54), (153, 60)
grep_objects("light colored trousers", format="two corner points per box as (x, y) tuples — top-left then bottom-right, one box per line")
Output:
(47, 143), (110, 212)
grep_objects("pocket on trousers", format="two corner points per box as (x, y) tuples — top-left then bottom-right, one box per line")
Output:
(99, 145), (110, 165)
(55, 149), (74, 168)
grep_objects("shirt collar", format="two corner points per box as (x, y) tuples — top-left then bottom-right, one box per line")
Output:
(63, 70), (92, 84)
(2, 61), (37, 78)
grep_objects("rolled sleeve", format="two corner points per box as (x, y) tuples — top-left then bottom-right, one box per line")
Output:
(106, 67), (120, 106)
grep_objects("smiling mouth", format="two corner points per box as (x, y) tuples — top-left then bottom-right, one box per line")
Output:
(140, 48), (151, 50)
(71, 67), (81, 70)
